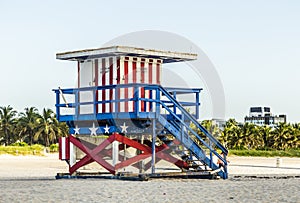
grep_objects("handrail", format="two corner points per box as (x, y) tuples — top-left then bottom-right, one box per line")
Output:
(54, 83), (227, 177)
(159, 100), (212, 151)
(145, 85), (227, 152)
(54, 84), (227, 155)
(53, 83), (200, 115)
(151, 87), (228, 164)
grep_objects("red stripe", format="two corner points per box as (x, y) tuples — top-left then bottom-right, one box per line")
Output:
(77, 62), (81, 114)
(95, 59), (99, 113)
(156, 62), (160, 84)
(109, 58), (114, 112)
(141, 61), (145, 112)
(102, 58), (106, 113)
(124, 60), (129, 112)
(65, 137), (70, 160)
(141, 62), (145, 83)
(132, 61), (137, 83)
(132, 61), (137, 111)
(148, 62), (152, 84)
(59, 137), (70, 160)
(148, 62), (153, 111)
(117, 58), (120, 112)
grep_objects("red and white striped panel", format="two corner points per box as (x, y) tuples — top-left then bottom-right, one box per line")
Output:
(78, 56), (162, 113)
(59, 137), (69, 160)
(119, 56), (162, 112)
(96, 57), (118, 113)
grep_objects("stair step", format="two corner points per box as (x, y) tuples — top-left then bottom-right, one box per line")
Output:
(156, 86), (228, 179)
(163, 140), (173, 145)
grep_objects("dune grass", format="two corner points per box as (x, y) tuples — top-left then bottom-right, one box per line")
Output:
(229, 149), (300, 157)
(0, 145), (44, 156)
(1, 144), (299, 158)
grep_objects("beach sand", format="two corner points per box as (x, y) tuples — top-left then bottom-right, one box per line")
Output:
(0, 154), (299, 202)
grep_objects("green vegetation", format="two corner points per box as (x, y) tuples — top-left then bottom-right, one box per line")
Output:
(0, 106), (68, 147)
(0, 105), (299, 157)
(49, 143), (59, 152)
(199, 119), (300, 157)
(229, 149), (300, 157)
(0, 144), (44, 156)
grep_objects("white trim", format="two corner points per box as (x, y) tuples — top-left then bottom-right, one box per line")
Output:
(128, 58), (133, 112)
(98, 59), (103, 113)
(105, 58), (110, 112)
(56, 46), (197, 63)
(112, 141), (119, 167)
(69, 142), (76, 167)
(61, 137), (66, 160)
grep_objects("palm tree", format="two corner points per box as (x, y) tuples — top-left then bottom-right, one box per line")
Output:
(240, 123), (263, 150)
(51, 117), (69, 143)
(222, 119), (242, 149)
(34, 108), (57, 147)
(257, 125), (273, 149)
(196, 119), (222, 151)
(0, 105), (17, 145)
(291, 123), (300, 149)
(18, 107), (39, 145)
(272, 123), (293, 150)
(201, 120), (222, 137)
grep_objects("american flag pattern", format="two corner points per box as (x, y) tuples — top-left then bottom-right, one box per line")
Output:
(78, 56), (162, 114)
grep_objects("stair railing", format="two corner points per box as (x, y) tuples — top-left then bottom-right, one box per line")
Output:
(145, 85), (228, 166)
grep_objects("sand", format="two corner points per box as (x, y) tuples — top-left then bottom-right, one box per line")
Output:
(0, 154), (299, 202)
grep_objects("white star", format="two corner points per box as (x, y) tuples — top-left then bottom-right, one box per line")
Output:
(74, 125), (80, 135)
(104, 124), (110, 134)
(89, 123), (98, 136)
(120, 122), (128, 133)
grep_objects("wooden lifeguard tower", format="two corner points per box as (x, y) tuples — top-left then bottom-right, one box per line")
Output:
(54, 46), (228, 179)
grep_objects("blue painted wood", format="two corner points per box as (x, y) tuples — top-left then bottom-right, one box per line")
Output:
(53, 83), (228, 179)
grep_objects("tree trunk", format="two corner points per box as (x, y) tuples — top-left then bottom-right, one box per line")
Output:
(45, 134), (50, 147)
(5, 128), (9, 146)
(30, 130), (33, 145)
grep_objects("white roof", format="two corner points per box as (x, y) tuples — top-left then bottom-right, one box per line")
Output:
(56, 46), (197, 63)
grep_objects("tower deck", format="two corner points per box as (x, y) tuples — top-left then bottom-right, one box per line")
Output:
(55, 46), (228, 179)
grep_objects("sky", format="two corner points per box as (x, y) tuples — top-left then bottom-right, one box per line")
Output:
(0, 0), (300, 122)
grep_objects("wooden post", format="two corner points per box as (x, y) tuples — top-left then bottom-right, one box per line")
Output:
(139, 135), (145, 173)
(151, 119), (156, 174)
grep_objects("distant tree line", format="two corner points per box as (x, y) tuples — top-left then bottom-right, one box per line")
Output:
(1, 105), (299, 151)
(199, 119), (300, 150)
(0, 106), (68, 147)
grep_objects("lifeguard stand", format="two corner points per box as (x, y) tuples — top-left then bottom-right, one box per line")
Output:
(54, 46), (228, 179)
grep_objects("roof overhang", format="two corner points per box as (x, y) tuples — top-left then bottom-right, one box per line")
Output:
(56, 46), (197, 63)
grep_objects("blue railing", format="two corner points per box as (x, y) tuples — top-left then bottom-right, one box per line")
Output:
(53, 83), (201, 121)
(53, 83), (227, 178)
(145, 85), (228, 178)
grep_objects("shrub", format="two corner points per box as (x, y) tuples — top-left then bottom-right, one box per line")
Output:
(10, 142), (28, 147)
(229, 149), (300, 157)
(0, 144), (44, 155)
(49, 143), (59, 152)
(30, 144), (44, 151)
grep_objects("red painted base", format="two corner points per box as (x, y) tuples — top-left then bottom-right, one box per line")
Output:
(65, 133), (189, 175)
